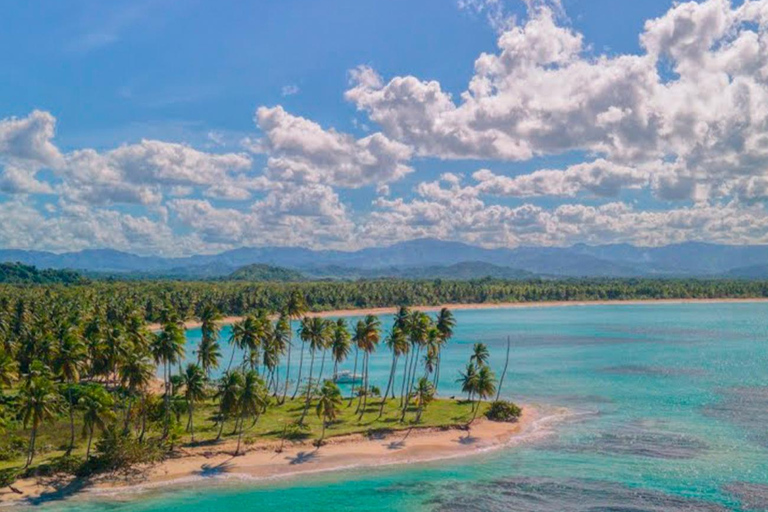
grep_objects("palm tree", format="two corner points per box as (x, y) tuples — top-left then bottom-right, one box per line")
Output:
(402, 312), (430, 410)
(79, 385), (115, 459)
(458, 362), (479, 403)
(235, 370), (268, 455)
(378, 326), (408, 419)
(196, 304), (222, 377)
(434, 308), (455, 389)
(182, 364), (206, 442)
(298, 317), (331, 424)
(356, 315), (381, 418)
(413, 377), (435, 423)
(348, 320), (366, 407)
(19, 374), (59, 467)
(270, 315), (290, 397)
(53, 328), (86, 454)
(315, 380), (342, 444)
(285, 292), (307, 401)
(470, 343), (490, 367)
(118, 348), (154, 435)
(330, 319), (351, 379)
(151, 319), (186, 437)
(470, 365), (497, 423)
(214, 370), (243, 441)
(0, 349), (18, 388)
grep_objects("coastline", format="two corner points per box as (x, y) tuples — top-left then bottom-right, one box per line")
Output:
(148, 297), (768, 331)
(2, 409), (538, 505)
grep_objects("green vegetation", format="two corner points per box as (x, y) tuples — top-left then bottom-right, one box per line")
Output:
(485, 400), (522, 422)
(0, 262), (86, 285)
(227, 264), (305, 282)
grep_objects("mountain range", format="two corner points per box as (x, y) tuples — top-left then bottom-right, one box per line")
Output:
(1, 239), (768, 280)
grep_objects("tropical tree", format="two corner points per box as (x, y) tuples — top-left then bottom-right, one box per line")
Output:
(433, 308), (455, 389)
(458, 362), (479, 403)
(53, 327), (86, 454)
(378, 326), (408, 419)
(19, 372), (59, 467)
(315, 380), (342, 444)
(270, 314), (290, 396)
(196, 304), (222, 377)
(330, 319), (351, 379)
(151, 319), (186, 437)
(235, 370), (268, 455)
(284, 291), (307, 401)
(470, 365), (497, 423)
(0, 349), (18, 388)
(298, 317), (331, 424)
(182, 364), (206, 442)
(214, 370), (243, 441)
(470, 343), (490, 367)
(348, 320), (366, 407)
(79, 385), (115, 459)
(413, 377), (435, 423)
(118, 348), (154, 434)
(356, 315), (381, 418)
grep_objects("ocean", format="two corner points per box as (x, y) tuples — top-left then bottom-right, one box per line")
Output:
(31, 302), (768, 511)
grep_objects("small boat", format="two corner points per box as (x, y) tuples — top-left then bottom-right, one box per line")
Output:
(333, 370), (363, 384)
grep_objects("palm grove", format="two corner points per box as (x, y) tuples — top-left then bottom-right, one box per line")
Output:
(0, 288), (519, 486)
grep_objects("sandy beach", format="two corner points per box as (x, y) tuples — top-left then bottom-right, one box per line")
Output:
(148, 297), (768, 331)
(2, 409), (537, 505)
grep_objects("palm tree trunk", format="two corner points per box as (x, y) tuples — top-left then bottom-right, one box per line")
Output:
(25, 426), (37, 468)
(378, 354), (397, 419)
(299, 349), (316, 424)
(189, 402), (195, 443)
(86, 427), (94, 459)
(320, 419), (326, 444)
(123, 395), (135, 433)
(66, 385), (75, 455)
(347, 347), (359, 406)
(433, 351), (441, 391)
(235, 415), (245, 456)
(216, 415), (226, 441)
(226, 346), (238, 373)
(163, 361), (170, 438)
(399, 350), (411, 407)
(357, 353), (369, 419)
(139, 395), (147, 443)
(317, 349), (327, 387)
(291, 341), (305, 400)
(280, 333), (292, 405)
(408, 345), (422, 396)
(495, 336), (511, 402)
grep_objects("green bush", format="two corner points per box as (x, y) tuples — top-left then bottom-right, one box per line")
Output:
(485, 400), (522, 422)
(78, 426), (161, 477)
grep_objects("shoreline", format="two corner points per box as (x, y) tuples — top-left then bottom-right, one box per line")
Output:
(148, 297), (768, 331)
(2, 408), (540, 505)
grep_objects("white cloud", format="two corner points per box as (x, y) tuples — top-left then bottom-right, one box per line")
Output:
(281, 84), (300, 96)
(255, 105), (414, 187)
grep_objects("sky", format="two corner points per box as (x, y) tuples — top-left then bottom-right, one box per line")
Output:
(1, 0), (768, 255)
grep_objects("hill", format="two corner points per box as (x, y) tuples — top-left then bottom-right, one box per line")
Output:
(0, 262), (86, 284)
(227, 264), (305, 281)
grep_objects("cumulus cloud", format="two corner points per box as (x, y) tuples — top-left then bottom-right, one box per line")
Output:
(347, 0), (768, 202)
(254, 105), (413, 187)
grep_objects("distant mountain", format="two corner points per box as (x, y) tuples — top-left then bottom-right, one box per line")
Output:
(0, 262), (86, 284)
(304, 261), (534, 280)
(3, 239), (768, 279)
(228, 264), (305, 282)
(724, 264), (768, 279)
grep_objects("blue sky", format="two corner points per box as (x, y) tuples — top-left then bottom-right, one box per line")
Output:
(1, 0), (767, 255)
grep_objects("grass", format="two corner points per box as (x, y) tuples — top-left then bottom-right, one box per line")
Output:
(0, 394), (489, 474)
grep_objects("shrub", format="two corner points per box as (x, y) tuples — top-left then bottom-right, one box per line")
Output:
(78, 426), (161, 477)
(485, 400), (522, 422)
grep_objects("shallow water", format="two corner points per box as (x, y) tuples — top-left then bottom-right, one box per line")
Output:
(30, 303), (768, 511)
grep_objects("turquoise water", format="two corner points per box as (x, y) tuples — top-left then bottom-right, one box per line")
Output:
(33, 303), (768, 511)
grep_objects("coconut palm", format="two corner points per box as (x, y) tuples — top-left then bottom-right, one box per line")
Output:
(285, 292), (307, 401)
(118, 348), (154, 434)
(402, 312), (430, 410)
(348, 320), (366, 407)
(470, 365), (497, 423)
(378, 326), (408, 419)
(413, 377), (435, 423)
(315, 380), (342, 444)
(182, 364), (206, 442)
(330, 319), (351, 379)
(298, 317), (331, 424)
(79, 385), (115, 459)
(196, 304), (222, 377)
(433, 308), (455, 389)
(151, 319), (186, 437)
(356, 315), (381, 418)
(458, 362), (479, 402)
(0, 349), (18, 388)
(235, 370), (268, 455)
(470, 343), (490, 368)
(270, 315), (290, 397)
(53, 327), (86, 454)
(19, 374), (60, 467)
(214, 370), (243, 440)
